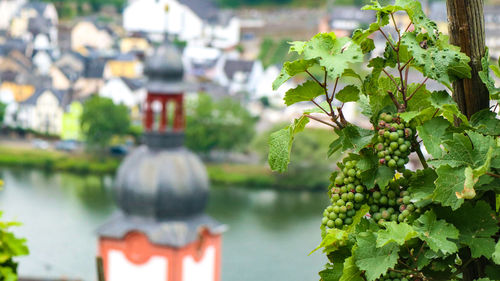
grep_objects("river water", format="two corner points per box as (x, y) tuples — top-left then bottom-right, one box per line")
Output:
(0, 168), (329, 281)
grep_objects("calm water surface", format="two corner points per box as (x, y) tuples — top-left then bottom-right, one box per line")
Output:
(0, 168), (328, 281)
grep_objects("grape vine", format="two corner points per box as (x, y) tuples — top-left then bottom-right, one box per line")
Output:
(268, 1), (500, 280)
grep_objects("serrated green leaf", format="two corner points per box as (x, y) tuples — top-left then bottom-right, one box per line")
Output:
(329, 125), (374, 156)
(375, 165), (395, 189)
(414, 210), (459, 255)
(376, 221), (417, 247)
(417, 117), (450, 159)
(289, 41), (306, 54)
(303, 33), (363, 79)
(354, 232), (400, 281)
(401, 32), (471, 88)
(284, 80), (324, 106)
(479, 48), (500, 99)
(319, 263), (344, 281)
(438, 201), (499, 259)
(493, 240), (500, 264)
(268, 116), (309, 172)
(336, 85), (360, 103)
(430, 131), (495, 169)
(399, 111), (420, 122)
(470, 109), (500, 136)
(311, 228), (348, 255)
(433, 165), (465, 210)
(429, 90), (468, 124)
(273, 59), (317, 90)
(339, 257), (364, 281)
(408, 168), (437, 208)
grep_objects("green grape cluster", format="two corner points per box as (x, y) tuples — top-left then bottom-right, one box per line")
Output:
(378, 269), (411, 281)
(367, 172), (418, 225)
(322, 159), (367, 229)
(374, 113), (414, 170)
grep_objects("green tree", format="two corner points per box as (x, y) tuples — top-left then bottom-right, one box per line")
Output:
(185, 94), (257, 154)
(81, 96), (130, 150)
(0, 103), (7, 125)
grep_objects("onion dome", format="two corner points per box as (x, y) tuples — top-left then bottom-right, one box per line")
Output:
(144, 41), (184, 81)
(113, 145), (209, 220)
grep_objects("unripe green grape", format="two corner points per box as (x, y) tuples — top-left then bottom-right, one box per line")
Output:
(329, 212), (338, 220)
(347, 192), (355, 200)
(335, 218), (343, 227)
(403, 196), (411, 204)
(347, 183), (355, 190)
(397, 137), (405, 144)
(387, 190), (396, 199)
(340, 186), (348, 193)
(390, 142), (399, 150)
(406, 204), (415, 212)
(373, 191), (381, 199)
(370, 204), (379, 213)
(339, 205), (347, 213)
(401, 209), (410, 217)
(373, 212), (382, 220)
(334, 176), (344, 186)
(390, 214), (398, 221)
(355, 170), (362, 178)
(345, 202), (354, 210)
(384, 114), (393, 122)
(347, 168), (356, 177)
(384, 131), (390, 138)
(331, 194), (340, 201)
(347, 209), (356, 217)
(388, 198), (396, 206)
(338, 213), (347, 219)
(397, 130), (404, 137)
(381, 210), (390, 220)
(387, 207), (395, 214)
(344, 218), (353, 225)
(388, 159), (397, 167)
(397, 159), (406, 167)
(389, 132), (399, 141)
(380, 196), (388, 205)
(322, 217), (328, 224)
(341, 193), (349, 201)
(354, 193), (364, 202)
(333, 206), (340, 213)
(327, 220), (335, 228)
(327, 206), (334, 212)
(355, 185), (364, 193)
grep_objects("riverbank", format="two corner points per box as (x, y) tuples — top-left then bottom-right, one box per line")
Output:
(0, 146), (323, 190)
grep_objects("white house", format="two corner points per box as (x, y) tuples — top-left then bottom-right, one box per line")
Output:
(0, 0), (27, 30)
(100, 77), (146, 108)
(71, 21), (114, 51)
(123, 0), (240, 49)
(33, 50), (52, 75)
(214, 57), (264, 96)
(18, 88), (65, 135)
(9, 2), (58, 49)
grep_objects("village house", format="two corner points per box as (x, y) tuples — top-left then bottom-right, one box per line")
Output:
(123, 0), (240, 49)
(71, 20), (115, 51)
(9, 2), (58, 49)
(215, 57), (263, 96)
(103, 53), (143, 79)
(17, 88), (67, 135)
(0, 0), (27, 30)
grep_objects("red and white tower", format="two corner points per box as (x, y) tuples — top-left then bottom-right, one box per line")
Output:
(98, 42), (225, 281)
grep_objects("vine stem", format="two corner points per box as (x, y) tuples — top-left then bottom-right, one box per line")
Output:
(311, 100), (331, 116)
(407, 77), (429, 101)
(414, 142), (429, 169)
(306, 70), (324, 87)
(304, 114), (337, 129)
(378, 28), (397, 51)
(486, 172), (500, 178)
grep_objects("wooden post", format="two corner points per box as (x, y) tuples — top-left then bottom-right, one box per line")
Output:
(446, 1), (491, 279)
(446, 0), (489, 119)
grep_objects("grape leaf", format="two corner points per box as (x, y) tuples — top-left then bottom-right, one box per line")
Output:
(289, 41), (306, 55)
(376, 221), (417, 247)
(401, 32), (471, 89)
(354, 232), (400, 281)
(470, 109), (500, 136)
(311, 228), (348, 255)
(408, 168), (437, 208)
(429, 90), (468, 124)
(417, 117), (450, 159)
(362, 0), (438, 40)
(319, 263), (344, 281)
(414, 210), (459, 255)
(406, 83), (432, 112)
(336, 85), (360, 103)
(430, 131), (495, 169)
(268, 116), (309, 172)
(493, 240), (500, 265)
(478, 48), (500, 100)
(339, 257), (364, 281)
(352, 10), (389, 49)
(438, 201), (499, 259)
(433, 165), (465, 210)
(283, 80), (324, 106)
(273, 59), (317, 90)
(328, 125), (374, 156)
(303, 33), (363, 79)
